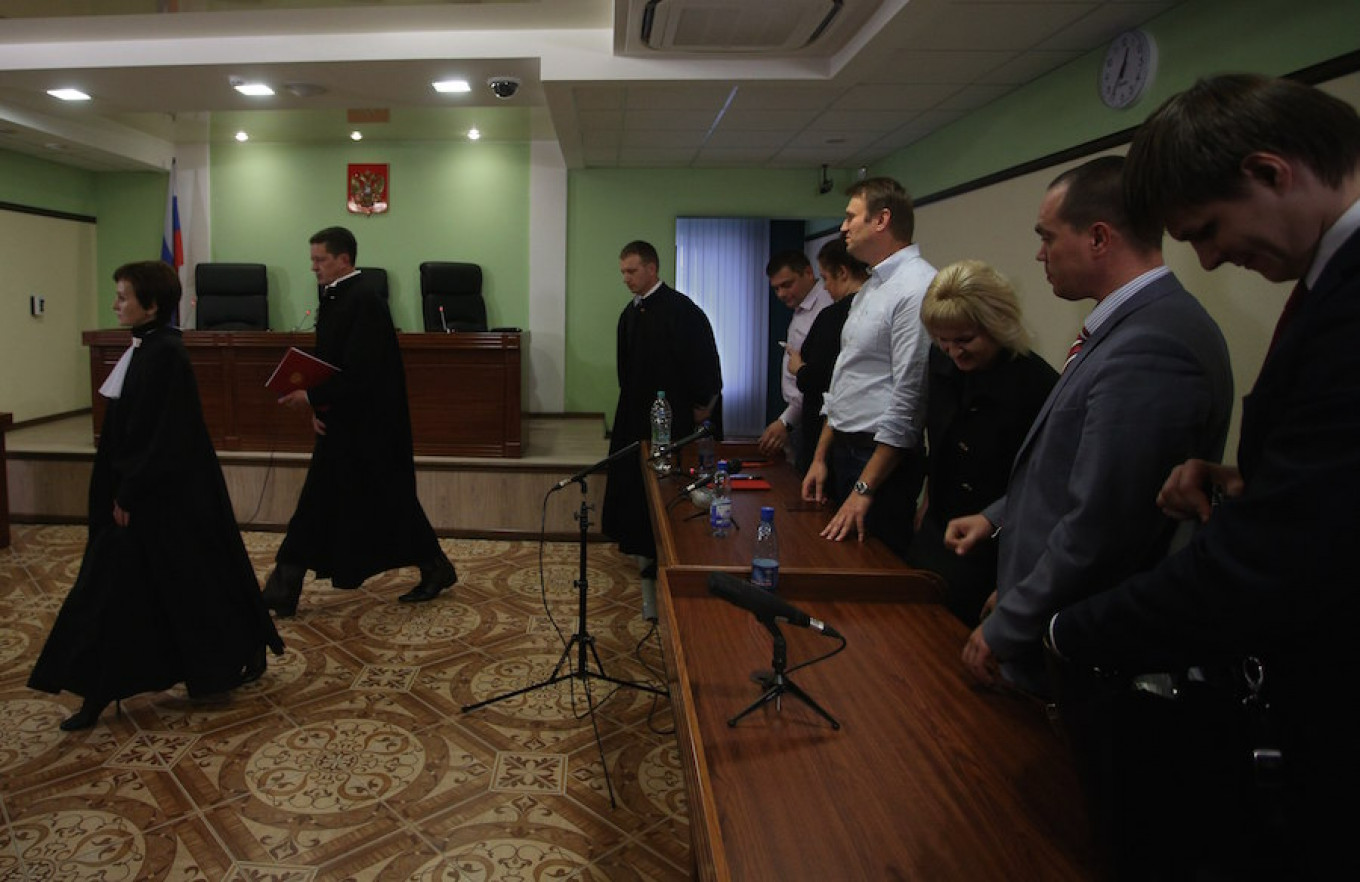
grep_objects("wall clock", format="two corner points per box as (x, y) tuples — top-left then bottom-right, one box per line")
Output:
(1099, 29), (1158, 110)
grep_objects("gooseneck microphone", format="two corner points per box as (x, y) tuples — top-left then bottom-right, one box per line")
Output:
(707, 572), (842, 639)
(648, 421), (713, 461)
(680, 458), (744, 494)
(438, 305), (451, 333)
(291, 308), (314, 332)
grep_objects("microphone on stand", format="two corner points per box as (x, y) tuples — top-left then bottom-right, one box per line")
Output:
(438, 305), (451, 334)
(291, 308), (314, 332)
(680, 458), (744, 495)
(649, 422), (714, 462)
(707, 572), (843, 639)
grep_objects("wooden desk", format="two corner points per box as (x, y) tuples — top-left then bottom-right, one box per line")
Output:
(644, 452), (1095, 880)
(0, 412), (10, 549)
(82, 330), (521, 458)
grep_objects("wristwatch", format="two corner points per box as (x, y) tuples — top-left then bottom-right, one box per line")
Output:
(853, 480), (874, 497)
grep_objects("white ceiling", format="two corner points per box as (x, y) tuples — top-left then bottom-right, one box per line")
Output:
(0, 0), (1183, 173)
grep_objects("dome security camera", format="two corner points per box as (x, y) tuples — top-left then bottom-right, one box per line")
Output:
(488, 77), (521, 100)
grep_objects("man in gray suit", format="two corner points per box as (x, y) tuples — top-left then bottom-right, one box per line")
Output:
(947, 155), (1233, 695)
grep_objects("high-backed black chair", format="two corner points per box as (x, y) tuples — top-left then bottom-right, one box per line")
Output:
(419, 261), (486, 332)
(195, 262), (268, 330)
(358, 266), (389, 301)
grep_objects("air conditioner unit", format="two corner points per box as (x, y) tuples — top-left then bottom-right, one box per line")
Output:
(640, 0), (843, 53)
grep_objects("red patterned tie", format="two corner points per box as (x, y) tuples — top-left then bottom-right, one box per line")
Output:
(1063, 325), (1090, 372)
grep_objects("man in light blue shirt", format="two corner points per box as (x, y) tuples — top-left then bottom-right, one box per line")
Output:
(801, 177), (935, 557)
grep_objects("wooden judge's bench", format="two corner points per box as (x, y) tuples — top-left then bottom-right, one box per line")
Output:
(82, 330), (522, 458)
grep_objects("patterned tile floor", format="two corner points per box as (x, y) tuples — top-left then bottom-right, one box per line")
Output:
(0, 525), (689, 881)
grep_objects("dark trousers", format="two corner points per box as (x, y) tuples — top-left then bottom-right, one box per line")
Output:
(827, 431), (923, 560)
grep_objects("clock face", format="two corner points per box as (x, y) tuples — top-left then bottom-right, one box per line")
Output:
(1100, 29), (1157, 109)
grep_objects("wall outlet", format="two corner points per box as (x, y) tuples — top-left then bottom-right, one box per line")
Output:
(30, 295), (46, 317)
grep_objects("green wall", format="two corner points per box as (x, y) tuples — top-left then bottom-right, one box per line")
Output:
(881, 0), (1360, 198)
(0, 150), (96, 216)
(563, 166), (856, 419)
(94, 171), (166, 327)
(210, 140), (530, 334)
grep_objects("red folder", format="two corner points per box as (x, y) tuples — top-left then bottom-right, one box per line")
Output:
(264, 347), (339, 395)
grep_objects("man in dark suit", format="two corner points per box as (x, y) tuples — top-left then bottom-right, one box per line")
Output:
(947, 156), (1233, 695)
(1050, 75), (1360, 879)
(601, 240), (722, 621)
(262, 226), (457, 615)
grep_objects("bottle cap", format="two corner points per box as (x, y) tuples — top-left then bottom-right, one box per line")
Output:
(717, 460), (728, 471)
(760, 506), (775, 520)
(656, 390), (666, 398)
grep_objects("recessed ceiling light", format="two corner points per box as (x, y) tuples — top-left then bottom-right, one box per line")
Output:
(235, 131), (250, 142)
(467, 128), (481, 141)
(47, 88), (90, 101)
(432, 80), (471, 94)
(233, 82), (275, 97)
(350, 131), (363, 141)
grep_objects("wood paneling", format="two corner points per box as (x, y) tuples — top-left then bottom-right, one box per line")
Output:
(82, 330), (523, 458)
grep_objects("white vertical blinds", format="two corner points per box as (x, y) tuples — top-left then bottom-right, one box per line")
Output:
(675, 217), (771, 437)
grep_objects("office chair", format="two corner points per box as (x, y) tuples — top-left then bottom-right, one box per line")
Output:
(195, 262), (269, 330)
(419, 261), (486, 332)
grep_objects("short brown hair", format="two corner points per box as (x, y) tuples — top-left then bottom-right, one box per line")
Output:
(1125, 74), (1360, 229)
(620, 240), (659, 267)
(113, 261), (180, 321)
(846, 176), (915, 243)
(1050, 156), (1161, 254)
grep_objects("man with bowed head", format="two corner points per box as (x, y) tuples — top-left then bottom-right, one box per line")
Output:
(1049, 75), (1360, 878)
(946, 156), (1232, 696)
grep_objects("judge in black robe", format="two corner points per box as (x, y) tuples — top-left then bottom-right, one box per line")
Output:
(265, 227), (456, 613)
(602, 241), (722, 618)
(29, 261), (283, 731)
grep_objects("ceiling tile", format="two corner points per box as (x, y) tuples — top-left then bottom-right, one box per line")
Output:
(624, 109), (721, 131)
(622, 128), (707, 149)
(573, 85), (626, 111)
(716, 108), (821, 131)
(624, 84), (734, 111)
(916, 2), (1103, 52)
(868, 50), (1015, 85)
(830, 82), (962, 113)
(978, 49), (1083, 85)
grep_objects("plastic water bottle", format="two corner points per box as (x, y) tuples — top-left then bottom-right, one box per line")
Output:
(696, 420), (716, 473)
(751, 506), (779, 590)
(709, 460), (732, 538)
(650, 390), (673, 474)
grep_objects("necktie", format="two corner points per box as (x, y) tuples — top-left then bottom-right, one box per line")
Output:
(1063, 325), (1090, 372)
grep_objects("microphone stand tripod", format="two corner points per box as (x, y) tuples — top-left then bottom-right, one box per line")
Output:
(728, 619), (840, 730)
(462, 459), (667, 808)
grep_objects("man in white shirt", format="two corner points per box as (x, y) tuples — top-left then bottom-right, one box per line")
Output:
(758, 250), (831, 472)
(801, 177), (935, 558)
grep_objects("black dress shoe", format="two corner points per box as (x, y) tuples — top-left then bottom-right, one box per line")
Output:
(60, 697), (111, 732)
(240, 647), (267, 685)
(398, 557), (458, 603)
(262, 563), (306, 617)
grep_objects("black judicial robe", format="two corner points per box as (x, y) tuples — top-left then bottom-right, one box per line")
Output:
(276, 272), (442, 588)
(602, 284), (723, 557)
(29, 323), (282, 701)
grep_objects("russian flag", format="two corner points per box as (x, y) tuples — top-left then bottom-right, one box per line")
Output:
(161, 159), (183, 269)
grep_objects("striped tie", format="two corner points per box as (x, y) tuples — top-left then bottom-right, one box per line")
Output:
(1063, 325), (1090, 372)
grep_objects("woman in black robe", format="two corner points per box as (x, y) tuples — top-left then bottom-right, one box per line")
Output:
(29, 261), (283, 731)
